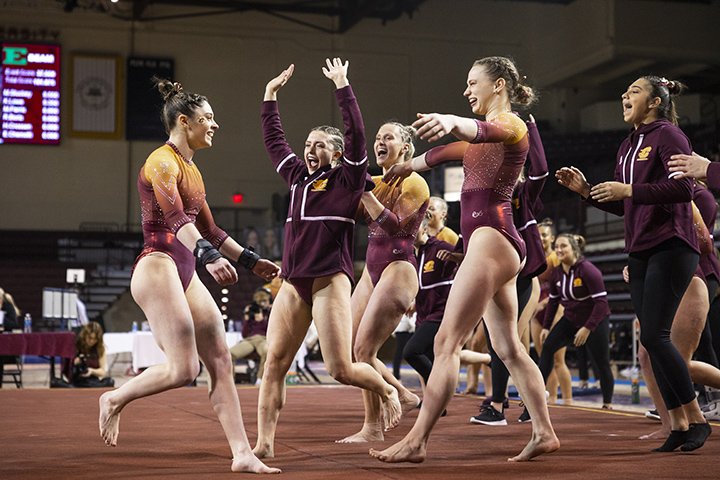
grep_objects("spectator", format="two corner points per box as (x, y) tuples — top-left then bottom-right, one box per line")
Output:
(73, 322), (115, 388)
(262, 228), (282, 260)
(230, 288), (272, 383)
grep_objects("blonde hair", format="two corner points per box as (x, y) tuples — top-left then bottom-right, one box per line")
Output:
(557, 233), (585, 259)
(473, 56), (536, 107)
(382, 121), (417, 162)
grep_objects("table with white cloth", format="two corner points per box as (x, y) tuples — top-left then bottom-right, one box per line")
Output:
(104, 331), (244, 372)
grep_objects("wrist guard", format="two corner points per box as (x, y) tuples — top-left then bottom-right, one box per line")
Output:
(194, 239), (222, 266)
(237, 247), (260, 270)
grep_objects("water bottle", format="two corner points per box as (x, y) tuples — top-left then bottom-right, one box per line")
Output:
(631, 376), (640, 404)
(227, 320), (235, 333)
(131, 321), (139, 333)
(23, 313), (32, 333)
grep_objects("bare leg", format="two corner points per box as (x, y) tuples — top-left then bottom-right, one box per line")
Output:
(370, 229), (558, 463)
(186, 278), (279, 474)
(339, 262), (419, 442)
(517, 277), (541, 354)
(460, 350), (491, 365)
(254, 282), (312, 459)
(100, 256), (202, 447)
(463, 325), (489, 395)
(552, 348), (573, 405)
(484, 278), (559, 462)
(312, 274), (402, 430)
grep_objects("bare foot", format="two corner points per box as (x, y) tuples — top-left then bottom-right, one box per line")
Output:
(508, 431), (560, 462)
(462, 385), (479, 395)
(99, 391), (121, 447)
(336, 423), (384, 443)
(639, 429), (670, 440)
(231, 453), (281, 474)
(252, 442), (274, 459)
(400, 391), (421, 414)
(369, 438), (426, 463)
(381, 387), (402, 431)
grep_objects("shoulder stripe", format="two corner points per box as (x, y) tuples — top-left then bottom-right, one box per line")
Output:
(518, 219), (538, 232)
(276, 153), (296, 173)
(344, 155), (367, 166)
(528, 172), (549, 180)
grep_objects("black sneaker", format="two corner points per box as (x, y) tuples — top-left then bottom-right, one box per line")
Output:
(645, 409), (661, 421)
(470, 404), (507, 426)
(518, 406), (531, 423)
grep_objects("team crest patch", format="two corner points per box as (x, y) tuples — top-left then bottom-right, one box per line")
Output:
(423, 260), (435, 273)
(637, 146), (652, 161)
(311, 179), (329, 191)
(573, 277), (583, 287)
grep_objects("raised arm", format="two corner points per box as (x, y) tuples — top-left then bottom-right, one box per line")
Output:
(324, 58), (368, 191)
(261, 65), (306, 186)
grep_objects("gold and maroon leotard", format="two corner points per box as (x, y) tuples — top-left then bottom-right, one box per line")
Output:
(425, 112), (529, 261)
(134, 143), (228, 290)
(360, 172), (429, 285)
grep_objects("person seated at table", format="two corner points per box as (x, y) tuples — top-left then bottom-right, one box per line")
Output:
(0, 286), (20, 331)
(230, 288), (272, 383)
(0, 286), (22, 388)
(73, 322), (115, 388)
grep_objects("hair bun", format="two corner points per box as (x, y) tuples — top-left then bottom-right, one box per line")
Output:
(153, 76), (183, 102)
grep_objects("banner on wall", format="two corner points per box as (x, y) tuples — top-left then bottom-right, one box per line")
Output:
(126, 57), (174, 141)
(71, 54), (121, 138)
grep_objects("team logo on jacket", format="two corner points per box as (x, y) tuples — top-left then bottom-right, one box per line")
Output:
(311, 179), (329, 191)
(423, 260), (435, 273)
(573, 277), (583, 287)
(637, 146), (652, 161)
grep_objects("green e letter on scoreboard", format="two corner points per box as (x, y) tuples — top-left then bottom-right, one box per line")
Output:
(2, 46), (28, 66)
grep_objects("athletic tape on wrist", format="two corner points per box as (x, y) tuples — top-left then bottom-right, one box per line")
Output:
(194, 239), (222, 266)
(237, 247), (260, 270)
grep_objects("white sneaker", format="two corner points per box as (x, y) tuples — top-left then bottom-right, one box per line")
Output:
(701, 400), (720, 421)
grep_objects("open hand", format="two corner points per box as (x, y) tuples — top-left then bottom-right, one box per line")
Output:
(264, 64), (295, 100)
(668, 152), (710, 180)
(590, 181), (632, 202)
(383, 161), (413, 184)
(556, 166), (591, 198)
(412, 113), (456, 142)
(322, 57), (349, 89)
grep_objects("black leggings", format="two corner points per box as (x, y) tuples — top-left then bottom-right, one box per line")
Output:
(539, 316), (614, 404)
(403, 321), (441, 385)
(484, 274), (534, 403)
(694, 277), (719, 368)
(628, 237), (699, 410)
(392, 331), (413, 379)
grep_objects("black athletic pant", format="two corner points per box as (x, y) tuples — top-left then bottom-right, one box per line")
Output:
(392, 331), (413, 379)
(403, 321), (441, 385)
(628, 237), (699, 410)
(539, 316), (614, 404)
(484, 274), (533, 404)
(694, 277), (719, 368)
(576, 345), (590, 382)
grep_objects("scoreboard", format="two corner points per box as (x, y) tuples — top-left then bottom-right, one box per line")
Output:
(1, 43), (61, 145)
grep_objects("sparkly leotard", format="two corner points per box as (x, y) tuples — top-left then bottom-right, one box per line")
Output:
(425, 112), (529, 261)
(360, 173), (429, 285)
(134, 143), (228, 290)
